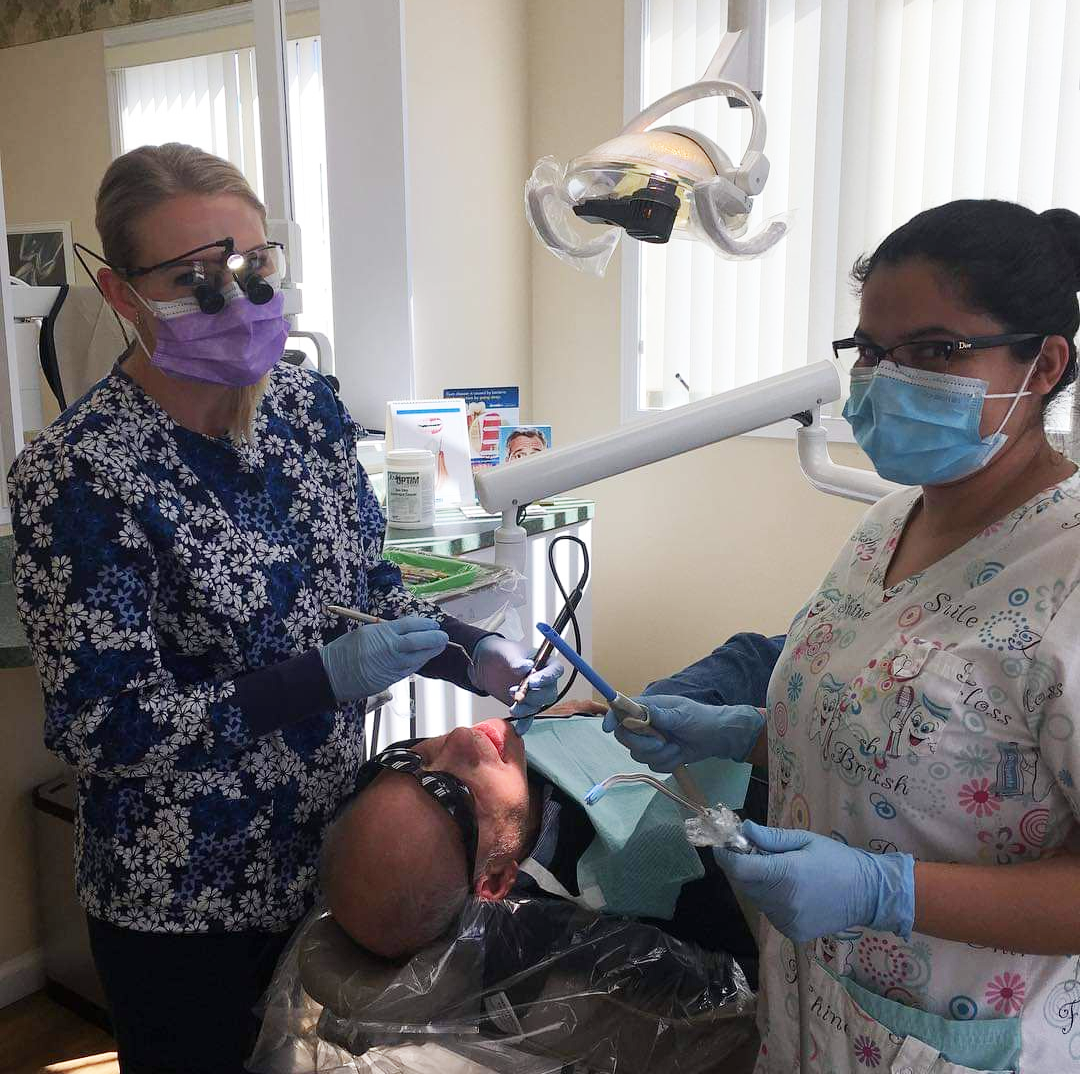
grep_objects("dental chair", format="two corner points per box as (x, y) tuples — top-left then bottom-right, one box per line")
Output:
(251, 896), (758, 1074)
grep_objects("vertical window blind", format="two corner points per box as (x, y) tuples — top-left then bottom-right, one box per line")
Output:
(112, 37), (333, 345)
(636, 0), (1080, 433)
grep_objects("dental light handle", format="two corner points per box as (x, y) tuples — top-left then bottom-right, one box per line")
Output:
(536, 624), (708, 808)
(621, 79), (768, 196)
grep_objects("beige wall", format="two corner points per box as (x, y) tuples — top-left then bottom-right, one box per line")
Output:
(0, 668), (63, 967)
(527, 0), (871, 693)
(0, 28), (113, 973)
(404, 0), (532, 403)
(0, 29), (112, 281)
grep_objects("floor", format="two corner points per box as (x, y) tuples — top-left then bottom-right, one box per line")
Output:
(0, 989), (759, 1074)
(0, 992), (118, 1074)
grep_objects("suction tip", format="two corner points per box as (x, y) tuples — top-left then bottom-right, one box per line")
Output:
(584, 782), (607, 805)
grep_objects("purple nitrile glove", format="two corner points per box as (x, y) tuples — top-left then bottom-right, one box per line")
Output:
(468, 636), (564, 730)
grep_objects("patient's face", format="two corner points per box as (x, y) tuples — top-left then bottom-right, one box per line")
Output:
(325, 720), (534, 957)
(411, 719), (533, 873)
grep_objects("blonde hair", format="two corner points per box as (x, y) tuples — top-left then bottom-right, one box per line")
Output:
(96, 144), (272, 442)
(96, 143), (267, 271)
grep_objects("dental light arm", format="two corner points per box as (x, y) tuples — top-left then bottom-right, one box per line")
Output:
(703, 0), (765, 94)
(475, 361), (901, 570)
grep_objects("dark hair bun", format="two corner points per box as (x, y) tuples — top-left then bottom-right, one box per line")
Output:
(1041, 208), (1080, 291)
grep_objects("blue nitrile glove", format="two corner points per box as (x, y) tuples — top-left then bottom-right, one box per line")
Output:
(714, 821), (915, 943)
(468, 636), (564, 727)
(601, 695), (765, 771)
(319, 616), (448, 703)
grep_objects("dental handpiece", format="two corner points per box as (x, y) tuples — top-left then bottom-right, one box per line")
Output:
(325, 605), (473, 664)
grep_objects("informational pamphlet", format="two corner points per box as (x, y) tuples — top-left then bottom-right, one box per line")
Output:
(386, 399), (475, 505)
(498, 425), (553, 464)
(443, 387), (520, 464)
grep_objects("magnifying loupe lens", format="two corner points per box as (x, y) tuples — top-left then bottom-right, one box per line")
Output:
(194, 283), (226, 314)
(244, 275), (275, 305)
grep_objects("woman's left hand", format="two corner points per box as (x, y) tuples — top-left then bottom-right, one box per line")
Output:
(714, 821), (915, 943)
(468, 636), (564, 720)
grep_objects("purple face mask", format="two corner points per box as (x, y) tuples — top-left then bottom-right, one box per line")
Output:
(131, 280), (288, 387)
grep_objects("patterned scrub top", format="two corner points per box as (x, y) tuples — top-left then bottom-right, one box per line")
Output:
(6, 361), (487, 934)
(755, 471), (1080, 1072)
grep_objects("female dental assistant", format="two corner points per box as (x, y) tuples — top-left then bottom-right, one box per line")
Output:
(6, 143), (559, 1074)
(608, 200), (1080, 1072)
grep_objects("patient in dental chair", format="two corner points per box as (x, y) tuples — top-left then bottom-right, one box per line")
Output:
(247, 634), (781, 1073)
(320, 634), (779, 990)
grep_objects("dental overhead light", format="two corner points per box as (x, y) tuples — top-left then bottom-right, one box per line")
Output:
(526, 2), (785, 275)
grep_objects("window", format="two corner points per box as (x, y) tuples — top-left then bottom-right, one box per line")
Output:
(109, 37), (333, 345)
(628, 0), (1080, 438)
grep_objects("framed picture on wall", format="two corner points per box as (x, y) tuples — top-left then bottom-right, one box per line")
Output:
(7, 221), (75, 286)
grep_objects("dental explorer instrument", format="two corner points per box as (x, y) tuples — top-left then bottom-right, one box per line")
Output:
(511, 587), (584, 704)
(325, 605), (473, 665)
(534, 622), (709, 809)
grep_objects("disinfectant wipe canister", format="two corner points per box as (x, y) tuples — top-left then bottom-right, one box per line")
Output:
(385, 449), (436, 528)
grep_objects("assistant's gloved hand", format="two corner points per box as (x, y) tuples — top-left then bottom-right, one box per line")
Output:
(601, 695), (764, 771)
(319, 616), (448, 703)
(468, 636), (564, 726)
(714, 821), (915, 943)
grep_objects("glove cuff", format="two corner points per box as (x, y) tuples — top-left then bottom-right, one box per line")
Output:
(728, 705), (767, 762)
(318, 637), (357, 703)
(869, 852), (916, 939)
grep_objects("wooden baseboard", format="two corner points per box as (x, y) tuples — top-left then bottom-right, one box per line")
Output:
(0, 947), (45, 1009)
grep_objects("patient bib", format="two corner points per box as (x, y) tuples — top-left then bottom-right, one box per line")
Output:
(523, 716), (751, 920)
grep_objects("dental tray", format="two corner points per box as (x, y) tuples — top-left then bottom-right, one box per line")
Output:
(384, 549), (479, 596)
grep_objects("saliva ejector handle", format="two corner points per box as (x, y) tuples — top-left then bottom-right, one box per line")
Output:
(536, 622), (618, 702)
(611, 694), (708, 810)
(536, 624), (708, 807)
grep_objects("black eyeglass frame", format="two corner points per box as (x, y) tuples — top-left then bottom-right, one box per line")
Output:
(833, 332), (1044, 371)
(74, 237), (286, 280)
(359, 746), (479, 881)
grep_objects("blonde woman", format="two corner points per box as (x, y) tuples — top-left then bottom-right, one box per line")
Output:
(7, 143), (559, 1072)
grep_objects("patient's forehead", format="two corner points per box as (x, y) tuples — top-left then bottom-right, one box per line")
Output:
(358, 771), (467, 871)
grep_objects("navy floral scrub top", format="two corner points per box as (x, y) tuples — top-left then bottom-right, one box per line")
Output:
(7, 361), (486, 933)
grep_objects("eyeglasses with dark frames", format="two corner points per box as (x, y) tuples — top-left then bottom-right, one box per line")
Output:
(358, 746), (479, 881)
(832, 332), (1043, 376)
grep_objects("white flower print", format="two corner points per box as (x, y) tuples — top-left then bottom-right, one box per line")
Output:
(7, 363), (450, 933)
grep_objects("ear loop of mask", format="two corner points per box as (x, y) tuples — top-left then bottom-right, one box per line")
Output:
(982, 340), (1044, 439)
(125, 285), (160, 365)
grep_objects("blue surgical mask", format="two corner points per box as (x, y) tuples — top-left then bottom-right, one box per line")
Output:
(842, 359), (1037, 486)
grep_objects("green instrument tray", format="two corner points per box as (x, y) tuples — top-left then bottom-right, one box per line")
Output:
(385, 549), (479, 596)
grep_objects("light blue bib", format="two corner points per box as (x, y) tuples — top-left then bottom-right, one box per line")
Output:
(523, 716), (751, 920)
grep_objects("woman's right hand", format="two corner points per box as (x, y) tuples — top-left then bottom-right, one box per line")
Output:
(319, 616), (448, 702)
(601, 695), (765, 771)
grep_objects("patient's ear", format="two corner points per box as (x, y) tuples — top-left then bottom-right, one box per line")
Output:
(474, 860), (518, 901)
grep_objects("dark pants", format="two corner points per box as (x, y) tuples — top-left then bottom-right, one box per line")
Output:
(87, 916), (293, 1074)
